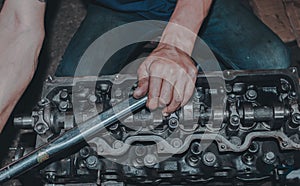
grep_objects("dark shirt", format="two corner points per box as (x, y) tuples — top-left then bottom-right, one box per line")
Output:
(95, 0), (177, 20)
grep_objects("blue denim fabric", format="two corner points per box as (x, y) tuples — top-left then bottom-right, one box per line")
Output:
(55, 0), (290, 77)
(94, 0), (177, 21)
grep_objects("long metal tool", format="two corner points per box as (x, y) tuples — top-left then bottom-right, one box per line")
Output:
(0, 96), (147, 183)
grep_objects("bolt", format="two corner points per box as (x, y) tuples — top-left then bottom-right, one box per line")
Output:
(80, 147), (90, 158)
(248, 142), (259, 153)
(99, 84), (109, 92)
(191, 142), (202, 155)
(231, 115), (239, 124)
(113, 141), (123, 149)
(189, 156), (199, 164)
(246, 89), (257, 100)
(109, 123), (119, 131)
(203, 152), (217, 167)
(228, 94), (236, 102)
(89, 95), (98, 103)
(292, 113), (300, 125)
(281, 83), (290, 92)
(229, 115), (240, 132)
(135, 146), (146, 157)
(168, 118), (179, 129)
(60, 90), (69, 100)
(242, 153), (254, 166)
(136, 157), (143, 164)
(263, 152), (276, 165)
(34, 123), (49, 134)
(187, 155), (199, 167)
(171, 138), (183, 148)
(144, 154), (157, 167)
(86, 156), (98, 168)
(59, 101), (68, 111)
(288, 92), (297, 100)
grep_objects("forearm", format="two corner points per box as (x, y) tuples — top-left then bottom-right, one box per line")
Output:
(0, 0), (46, 132)
(160, 0), (213, 55)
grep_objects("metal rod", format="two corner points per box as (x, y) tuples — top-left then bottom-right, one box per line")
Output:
(0, 96), (147, 183)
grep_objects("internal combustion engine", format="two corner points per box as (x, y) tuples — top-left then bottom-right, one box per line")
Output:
(3, 68), (300, 185)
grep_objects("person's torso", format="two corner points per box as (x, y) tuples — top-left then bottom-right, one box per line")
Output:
(95, 0), (177, 20)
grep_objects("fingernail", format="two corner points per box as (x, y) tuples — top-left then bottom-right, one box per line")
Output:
(162, 112), (169, 117)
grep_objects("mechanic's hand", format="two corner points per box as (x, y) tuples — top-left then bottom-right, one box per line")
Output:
(133, 43), (198, 115)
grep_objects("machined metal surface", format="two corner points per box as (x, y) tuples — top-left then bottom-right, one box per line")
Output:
(0, 96), (147, 183)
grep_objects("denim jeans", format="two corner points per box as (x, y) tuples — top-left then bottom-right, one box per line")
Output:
(55, 0), (290, 77)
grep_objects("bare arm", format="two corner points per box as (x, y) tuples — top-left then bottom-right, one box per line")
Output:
(161, 0), (213, 55)
(0, 0), (46, 132)
(134, 0), (213, 114)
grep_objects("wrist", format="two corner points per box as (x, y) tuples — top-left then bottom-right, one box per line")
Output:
(160, 23), (197, 56)
(0, 0), (46, 32)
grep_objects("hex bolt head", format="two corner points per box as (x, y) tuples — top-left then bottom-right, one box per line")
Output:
(86, 156), (98, 168)
(263, 151), (276, 165)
